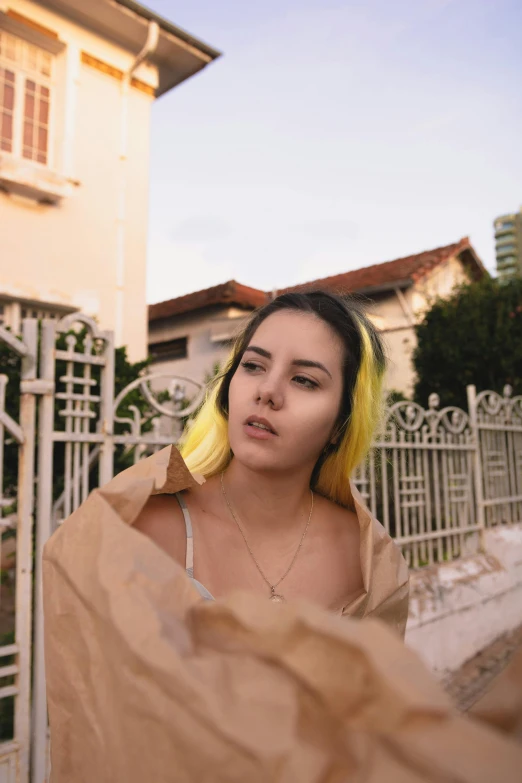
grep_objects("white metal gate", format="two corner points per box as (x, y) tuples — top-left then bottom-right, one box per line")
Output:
(0, 314), (204, 782)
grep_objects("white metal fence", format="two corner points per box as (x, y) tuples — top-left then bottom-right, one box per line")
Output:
(0, 313), (521, 781)
(353, 394), (479, 568)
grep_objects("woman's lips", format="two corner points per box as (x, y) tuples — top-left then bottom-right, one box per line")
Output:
(243, 422), (278, 440)
(244, 416), (278, 435)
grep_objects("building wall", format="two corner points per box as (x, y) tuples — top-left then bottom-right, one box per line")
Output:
(412, 254), (470, 314)
(381, 325), (417, 396)
(366, 291), (416, 396)
(0, 0), (156, 359)
(148, 305), (248, 385)
(494, 209), (522, 279)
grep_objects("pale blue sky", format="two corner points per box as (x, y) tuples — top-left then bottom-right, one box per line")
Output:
(145, 0), (522, 304)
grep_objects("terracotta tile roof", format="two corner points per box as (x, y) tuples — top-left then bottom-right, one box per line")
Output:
(281, 237), (485, 296)
(148, 280), (267, 322)
(148, 238), (486, 321)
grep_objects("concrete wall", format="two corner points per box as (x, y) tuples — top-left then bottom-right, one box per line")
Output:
(406, 523), (522, 676)
(0, 0), (156, 360)
(366, 293), (417, 396)
(411, 254), (470, 318)
(148, 305), (248, 384)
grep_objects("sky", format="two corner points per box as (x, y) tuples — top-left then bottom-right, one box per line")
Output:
(145, 0), (522, 304)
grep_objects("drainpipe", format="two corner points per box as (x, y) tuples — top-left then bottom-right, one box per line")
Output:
(115, 21), (159, 349)
(130, 21), (160, 76)
(394, 285), (416, 327)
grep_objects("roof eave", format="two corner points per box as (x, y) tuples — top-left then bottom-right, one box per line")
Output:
(458, 246), (488, 281)
(148, 298), (260, 323)
(40, 0), (221, 98)
(290, 278), (413, 297)
(115, 0), (222, 97)
(115, 0), (221, 60)
(346, 279), (414, 297)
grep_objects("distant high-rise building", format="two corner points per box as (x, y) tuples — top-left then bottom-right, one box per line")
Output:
(494, 208), (522, 279)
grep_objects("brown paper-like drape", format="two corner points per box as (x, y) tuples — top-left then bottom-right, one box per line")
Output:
(54, 445), (409, 629)
(471, 645), (522, 741)
(44, 446), (521, 782)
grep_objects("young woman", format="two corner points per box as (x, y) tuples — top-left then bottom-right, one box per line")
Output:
(135, 291), (409, 628)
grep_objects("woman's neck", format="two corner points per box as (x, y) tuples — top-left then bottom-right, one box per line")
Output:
(222, 458), (313, 534)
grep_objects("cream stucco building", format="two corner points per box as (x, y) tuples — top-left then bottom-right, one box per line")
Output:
(148, 238), (486, 398)
(0, 0), (219, 360)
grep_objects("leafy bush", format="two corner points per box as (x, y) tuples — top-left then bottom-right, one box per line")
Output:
(413, 276), (522, 408)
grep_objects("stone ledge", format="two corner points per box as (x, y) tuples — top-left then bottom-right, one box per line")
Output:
(405, 523), (522, 675)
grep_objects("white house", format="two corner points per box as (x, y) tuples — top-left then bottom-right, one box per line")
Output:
(147, 238), (486, 397)
(0, 0), (220, 360)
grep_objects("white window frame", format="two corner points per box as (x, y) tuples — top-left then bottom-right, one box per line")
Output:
(0, 29), (54, 169)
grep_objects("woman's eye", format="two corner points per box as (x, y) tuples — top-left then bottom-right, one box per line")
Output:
(294, 375), (318, 390)
(241, 360), (262, 372)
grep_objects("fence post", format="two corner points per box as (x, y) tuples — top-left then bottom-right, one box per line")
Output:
(467, 384), (485, 548)
(99, 329), (115, 487)
(15, 319), (38, 783)
(31, 320), (57, 783)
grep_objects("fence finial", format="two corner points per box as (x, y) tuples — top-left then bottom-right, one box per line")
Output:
(428, 392), (440, 409)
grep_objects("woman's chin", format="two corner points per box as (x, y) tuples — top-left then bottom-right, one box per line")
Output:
(230, 442), (284, 473)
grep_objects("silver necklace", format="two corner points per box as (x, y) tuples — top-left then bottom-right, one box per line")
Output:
(220, 472), (314, 602)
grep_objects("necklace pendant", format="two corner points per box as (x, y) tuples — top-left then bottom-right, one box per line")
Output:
(269, 590), (285, 603)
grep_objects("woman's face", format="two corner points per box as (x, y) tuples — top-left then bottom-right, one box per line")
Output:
(227, 310), (345, 475)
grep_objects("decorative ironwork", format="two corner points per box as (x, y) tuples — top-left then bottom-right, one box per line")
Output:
(354, 394), (477, 568)
(471, 385), (522, 527)
(50, 313), (205, 527)
(113, 372), (205, 457)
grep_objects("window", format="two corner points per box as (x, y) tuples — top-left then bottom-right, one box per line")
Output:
(497, 256), (516, 268)
(149, 337), (188, 362)
(0, 30), (52, 165)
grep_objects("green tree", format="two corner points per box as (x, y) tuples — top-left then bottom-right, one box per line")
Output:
(413, 276), (522, 409)
(0, 340), (22, 504)
(204, 360), (223, 386)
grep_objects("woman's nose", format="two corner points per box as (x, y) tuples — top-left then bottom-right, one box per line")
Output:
(256, 376), (284, 410)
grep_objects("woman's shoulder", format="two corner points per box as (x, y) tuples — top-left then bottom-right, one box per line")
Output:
(314, 492), (360, 541)
(315, 491), (358, 520)
(133, 492), (188, 567)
